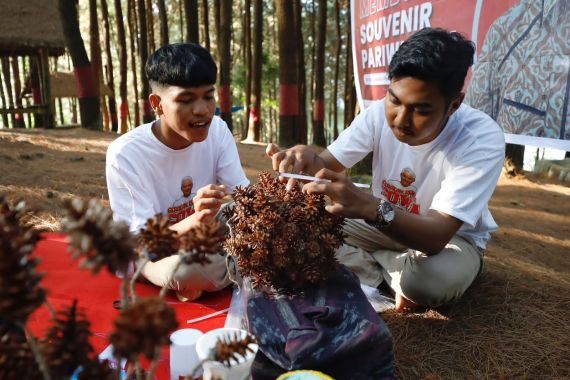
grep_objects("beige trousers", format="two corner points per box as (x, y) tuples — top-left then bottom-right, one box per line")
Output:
(337, 218), (483, 307)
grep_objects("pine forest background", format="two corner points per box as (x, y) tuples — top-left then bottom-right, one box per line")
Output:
(0, 0), (358, 148)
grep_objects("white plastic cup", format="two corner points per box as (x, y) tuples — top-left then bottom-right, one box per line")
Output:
(170, 328), (204, 380)
(196, 327), (258, 380)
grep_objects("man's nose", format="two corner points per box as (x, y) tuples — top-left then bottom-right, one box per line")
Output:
(393, 107), (411, 127)
(193, 100), (208, 115)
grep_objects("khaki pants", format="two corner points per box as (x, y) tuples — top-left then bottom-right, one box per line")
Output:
(337, 219), (483, 307)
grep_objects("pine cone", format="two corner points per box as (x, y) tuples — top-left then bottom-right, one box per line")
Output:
(62, 198), (136, 274)
(224, 172), (344, 292)
(178, 221), (225, 265)
(0, 197), (45, 322)
(42, 300), (94, 379)
(0, 324), (41, 380)
(214, 332), (256, 366)
(137, 214), (178, 262)
(110, 297), (178, 361)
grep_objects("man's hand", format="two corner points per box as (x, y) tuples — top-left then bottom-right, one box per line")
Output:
(266, 143), (322, 175)
(302, 168), (378, 219)
(169, 208), (217, 235)
(193, 184), (229, 216)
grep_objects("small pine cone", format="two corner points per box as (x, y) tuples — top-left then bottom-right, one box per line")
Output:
(77, 359), (116, 380)
(110, 297), (178, 361)
(179, 221), (225, 255)
(0, 197), (46, 323)
(42, 300), (94, 379)
(0, 325), (41, 380)
(62, 198), (136, 275)
(214, 333), (256, 366)
(137, 214), (178, 262)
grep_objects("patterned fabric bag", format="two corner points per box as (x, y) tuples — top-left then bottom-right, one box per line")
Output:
(245, 266), (394, 380)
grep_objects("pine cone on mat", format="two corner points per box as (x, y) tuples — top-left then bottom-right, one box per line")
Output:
(0, 197), (45, 323)
(110, 296), (178, 361)
(62, 198), (136, 274)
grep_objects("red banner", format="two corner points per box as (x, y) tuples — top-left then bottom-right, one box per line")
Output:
(351, 0), (570, 150)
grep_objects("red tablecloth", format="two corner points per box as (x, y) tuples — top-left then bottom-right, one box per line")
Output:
(27, 233), (232, 379)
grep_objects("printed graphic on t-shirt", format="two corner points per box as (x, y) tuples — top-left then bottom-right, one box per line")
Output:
(382, 168), (420, 214)
(168, 176), (196, 223)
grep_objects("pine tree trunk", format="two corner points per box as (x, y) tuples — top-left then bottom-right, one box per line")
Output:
(89, 0), (107, 131)
(213, 0), (220, 62)
(157, 0), (169, 46)
(115, 0), (129, 133)
(332, 0), (341, 139)
(137, 0), (152, 123)
(276, 0), (299, 147)
(250, 0), (263, 141)
(312, 0), (326, 147)
(201, 0), (210, 50)
(128, 0), (140, 127)
(218, 0), (233, 131)
(294, 0), (307, 144)
(185, 0), (199, 43)
(344, 1), (356, 127)
(101, 0), (118, 132)
(243, 0), (252, 140)
(145, 0), (155, 53)
(59, 0), (101, 130)
(10, 57), (25, 128)
(1, 57), (15, 128)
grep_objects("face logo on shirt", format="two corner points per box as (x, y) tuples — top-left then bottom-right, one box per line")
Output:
(167, 176), (195, 223)
(382, 168), (420, 214)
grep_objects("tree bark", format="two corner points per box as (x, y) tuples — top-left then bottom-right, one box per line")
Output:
(128, 0), (140, 126)
(1, 58), (15, 128)
(344, 1), (356, 127)
(294, 0), (307, 144)
(145, 0), (155, 53)
(185, 0), (199, 43)
(276, 0), (299, 147)
(137, 0), (153, 123)
(115, 0), (129, 133)
(243, 0), (252, 140)
(101, 0), (118, 132)
(312, 0), (327, 146)
(201, 0), (210, 50)
(89, 0), (108, 131)
(332, 0), (341, 140)
(218, 0), (233, 130)
(58, 0), (101, 130)
(157, 0), (169, 46)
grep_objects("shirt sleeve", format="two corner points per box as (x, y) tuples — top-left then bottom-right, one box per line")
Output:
(106, 149), (158, 233)
(430, 125), (505, 228)
(327, 100), (383, 168)
(215, 121), (250, 190)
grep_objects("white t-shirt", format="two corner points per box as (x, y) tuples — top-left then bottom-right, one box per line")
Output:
(328, 99), (505, 250)
(106, 116), (249, 232)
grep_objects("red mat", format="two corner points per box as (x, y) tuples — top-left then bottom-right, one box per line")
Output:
(27, 233), (231, 379)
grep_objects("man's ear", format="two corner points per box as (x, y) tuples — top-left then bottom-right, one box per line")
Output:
(149, 93), (162, 115)
(447, 93), (465, 116)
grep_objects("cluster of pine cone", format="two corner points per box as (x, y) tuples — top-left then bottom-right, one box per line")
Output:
(224, 172), (345, 292)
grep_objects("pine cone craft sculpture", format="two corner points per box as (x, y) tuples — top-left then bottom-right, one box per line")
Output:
(0, 325), (41, 380)
(42, 300), (94, 379)
(0, 197), (45, 323)
(223, 171), (345, 292)
(137, 213), (178, 262)
(62, 198), (136, 275)
(110, 296), (178, 361)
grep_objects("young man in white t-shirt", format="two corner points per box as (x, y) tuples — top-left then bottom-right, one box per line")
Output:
(106, 43), (249, 301)
(267, 28), (505, 312)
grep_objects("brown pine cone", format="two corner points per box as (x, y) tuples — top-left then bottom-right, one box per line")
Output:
(62, 198), (136, 275)
(110, 297), (178, 361)
(214, 332), (256, 367)
(178, 221), (225, 265)
(137, 214), (178, 262)
(0, 324), (42, 380)
(42, 300), (93, 379)
(0, 197), (45, 323)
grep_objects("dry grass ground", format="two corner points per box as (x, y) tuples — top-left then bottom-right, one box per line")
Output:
(1, 127), (569, 379)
